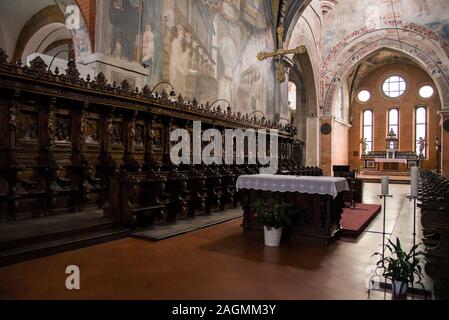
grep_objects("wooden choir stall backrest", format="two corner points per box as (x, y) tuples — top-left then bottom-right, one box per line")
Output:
(0, 48), (299, 228)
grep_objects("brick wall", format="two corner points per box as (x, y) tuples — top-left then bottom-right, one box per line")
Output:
(349, 63), (441, 171)
(75, 0), (96, 48)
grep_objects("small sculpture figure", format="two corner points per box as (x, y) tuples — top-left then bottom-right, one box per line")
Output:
(360, 137), (368, 154)
(418, 137), (426, 157)
(9, 105), (18, 131)
(128, 120), (136, 150)
(48, 110), (55, 146)
(435, 134), (441, 152)
(106, 117), (113, 144)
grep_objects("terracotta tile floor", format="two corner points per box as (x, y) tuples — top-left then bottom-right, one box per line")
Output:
(0, 183), (430, 300)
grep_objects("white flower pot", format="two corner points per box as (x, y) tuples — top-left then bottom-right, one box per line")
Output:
(264, 226), (283, 247)
(393, 280), (408, 298)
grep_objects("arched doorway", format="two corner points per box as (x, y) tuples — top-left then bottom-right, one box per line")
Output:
(288, 50), (320, 166)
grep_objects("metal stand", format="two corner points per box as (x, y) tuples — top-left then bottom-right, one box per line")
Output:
(406, 195), (418, 300)
(367, 194), (392, 300)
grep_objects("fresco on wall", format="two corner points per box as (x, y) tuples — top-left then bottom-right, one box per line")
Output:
(99, 0), (274, 116)
(163, 0), (274, 115)
(323, 0), (449, 56)
(101, 0), (163, 81)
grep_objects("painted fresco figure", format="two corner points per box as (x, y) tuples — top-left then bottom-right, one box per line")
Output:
(142, 23), (155, 67)
(417, 0), (430, 16)
(169, 25), (188, 94)
(109, 0), (140, 61)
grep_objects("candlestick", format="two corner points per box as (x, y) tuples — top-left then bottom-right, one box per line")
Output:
(410, 166), (419, 198)
(381, 176), (389, 195)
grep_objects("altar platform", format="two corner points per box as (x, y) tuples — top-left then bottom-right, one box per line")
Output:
(357, 172), (411, 184)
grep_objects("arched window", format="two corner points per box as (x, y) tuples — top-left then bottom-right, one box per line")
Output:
(388, 108), (399, 139)
(363, 110), (373, 152)
(415, 107), (427, 157)
(288, 81), (297, 110)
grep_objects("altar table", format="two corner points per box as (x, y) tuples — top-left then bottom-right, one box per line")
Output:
(237, 174), (349, 245)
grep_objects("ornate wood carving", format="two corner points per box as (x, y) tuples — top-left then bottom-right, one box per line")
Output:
(0, 49), (298, 233)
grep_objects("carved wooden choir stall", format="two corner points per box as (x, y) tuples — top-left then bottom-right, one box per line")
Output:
(419, 171), (449, 299)
(0, 48), (304, 263)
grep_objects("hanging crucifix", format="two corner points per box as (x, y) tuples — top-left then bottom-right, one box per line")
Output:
(257, 26), (307, 83)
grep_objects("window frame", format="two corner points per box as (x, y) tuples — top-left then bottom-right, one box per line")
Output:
(357, 89), (371, 104)
(415, 106), (427, 158)
(362, 109), (374, 154)
(417, 84), (434, 100)
(381, 74), (407, 99)
(387, 108), (399, 141)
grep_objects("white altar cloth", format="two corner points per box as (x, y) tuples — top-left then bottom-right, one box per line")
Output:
(236, 174), (349, 199)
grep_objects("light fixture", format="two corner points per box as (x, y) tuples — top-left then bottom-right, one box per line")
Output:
(150, 81), (176, 99)
(48, 49), (73, 71)
(209, 99), (232, 111)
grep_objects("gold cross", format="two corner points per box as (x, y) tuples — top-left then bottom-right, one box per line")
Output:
(257, 26), (307, 83)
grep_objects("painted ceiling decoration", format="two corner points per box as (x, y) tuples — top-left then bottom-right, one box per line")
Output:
(320, 0), (338, 15)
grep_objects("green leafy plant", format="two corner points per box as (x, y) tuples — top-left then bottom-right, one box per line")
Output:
(251, 198), (294, 230)
(372, 237), (426, 288)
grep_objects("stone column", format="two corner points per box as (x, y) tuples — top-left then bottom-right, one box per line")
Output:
(273, 61), (281, 122)
(319, 117), (332, 176)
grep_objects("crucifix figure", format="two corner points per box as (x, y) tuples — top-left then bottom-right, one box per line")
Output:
(257, 26), (307, 83)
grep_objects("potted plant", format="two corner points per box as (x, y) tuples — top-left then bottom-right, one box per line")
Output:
(372, 237), (425, 299)
(251, 198), (293, 247)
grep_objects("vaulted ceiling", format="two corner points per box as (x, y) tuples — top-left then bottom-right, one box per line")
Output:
(347, 48), (420, 100)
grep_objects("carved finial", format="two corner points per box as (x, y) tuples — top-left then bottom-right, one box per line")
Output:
(54, 67), (60, 75)
(121, 79), (130, 92)
(86, 74), (91, 82)
(29, 56), (48, 73)
(16, 59), (22, 67)
(161, 89), (168, 100)
(177, 93), (184, 104)
(142, 85), (151, 97)
(192, 97), (198, 107)
(65, 51), (80, 79)
(0, 48), (8, 64)
(94, 72), (107, 89)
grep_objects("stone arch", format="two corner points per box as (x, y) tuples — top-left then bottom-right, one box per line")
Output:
(322, 28), (449, 116)
(1, 0), (92, 62)
(54, 0), (92, 58)
(292, 51), (319, 118)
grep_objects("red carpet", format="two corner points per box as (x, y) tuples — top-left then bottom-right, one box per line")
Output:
(341, 203), (382, 237)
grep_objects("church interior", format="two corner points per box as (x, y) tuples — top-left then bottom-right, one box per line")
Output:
(1, 0), (449, 301)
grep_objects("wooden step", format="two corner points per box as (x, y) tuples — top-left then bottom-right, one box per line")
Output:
(0, 209), (129, 266)
(0, 229), (128, 267)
